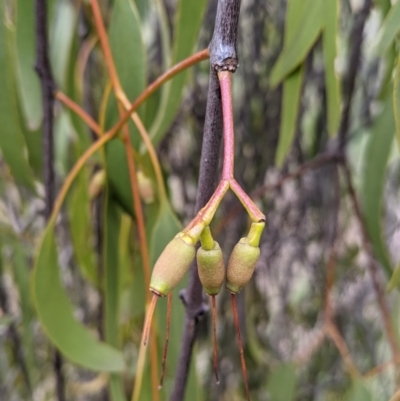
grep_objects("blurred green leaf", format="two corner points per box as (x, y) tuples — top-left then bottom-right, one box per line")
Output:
(32, 223), (125, 372)
(275, 0), (307, 166)
(12, 242), (35, 385)
(103, 193), (126, 400)
(393, 55), (400, 151)
(149, 0), (208, 147)
(267, 363), (297, 401)
(15, 0), (42, 130)
(387, 263), (400, 292)
(344, 381), (372, 401)
(362, 95), (394, 277)
(50, 0), (77, 91)
(323, 0), (341, 137)
(376, 1), (400, 55)
(105, 0), (146, 216)
(270, 0), (323, 87)
(0, 5), (36, 190)
(68, 169), (97, 285)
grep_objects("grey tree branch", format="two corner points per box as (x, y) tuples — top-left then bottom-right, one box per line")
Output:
(170, 1), (241, 400)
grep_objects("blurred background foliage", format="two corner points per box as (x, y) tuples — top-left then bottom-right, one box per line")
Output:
(1, 0), (400, 400)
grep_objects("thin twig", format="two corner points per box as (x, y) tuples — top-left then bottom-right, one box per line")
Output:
(34, 0), (65, 398)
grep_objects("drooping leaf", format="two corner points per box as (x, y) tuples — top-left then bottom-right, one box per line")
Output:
(344, 380), (372, 401)
(103, 193), (126, 400)
(15, 0), (42, 129)
(32, 223), (125, 372)
(323, 0), (341, 137)
(50, 0), (77, 91)
(376, 1), (400, 55)
(12, 241), (35, 384)
(68, 169), (97, 286)
(393, 55), (400, 151)
(267, 363), (297, 401)
(270, 0), (323, 87)
(149, 0), (208, 147)
(274, 0), (307, 166)
(105, 0), (146, 216)
(0, 5), (36, 190)
(362, 95), (394, 277)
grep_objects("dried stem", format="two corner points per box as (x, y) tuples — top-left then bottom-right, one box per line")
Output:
(231, 294), (250, 401)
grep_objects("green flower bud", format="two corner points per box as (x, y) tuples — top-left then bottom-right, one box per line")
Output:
(226, 239), (260, 294)
(150, 234), (195, 296)
(197, 241), (225, 296)
(225, 221), (265, 294)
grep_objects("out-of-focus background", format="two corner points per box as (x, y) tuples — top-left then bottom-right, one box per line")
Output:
(1, 0), (400, 400)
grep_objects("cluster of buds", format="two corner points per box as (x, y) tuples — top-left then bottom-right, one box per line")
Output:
(143, 71), (265, 400)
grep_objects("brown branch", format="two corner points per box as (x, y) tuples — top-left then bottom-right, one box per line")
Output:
(34, 0), (65, 398)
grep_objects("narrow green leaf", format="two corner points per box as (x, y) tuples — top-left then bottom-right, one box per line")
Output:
(105, 0), (146, 216)
(0, 5), (35, 190)
(50, 0), (77, 91)
(103, 193), (126, 400)
(274, 0), (307, 166)
(270, 0), (323, 87)
(393, 55), (400, 151)
(32, 223), (125, 372)
(109, 0), (146, 103)
(149, 0), (208, 146)
(267, 363), (297, 401)
(362, 95), (394, 277)
(323, 0), (341, 137)
(376, 1), (400, 55)
(12, 242), (35, 385)
(387, 262), (400, 292)
(68, 169), (97, 286)
(344, 381), (372, 401)
(15, 0), (42, 129)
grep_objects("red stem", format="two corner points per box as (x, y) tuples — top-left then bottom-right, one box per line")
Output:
(143, 294), (158, 346)
(218, 71), (235, 180)
(159, 293), (172, 388)
(231, 294), (250, 401)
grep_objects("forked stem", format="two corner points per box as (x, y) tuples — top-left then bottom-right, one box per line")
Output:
(231, 294), (250, 401)
(211, 295), (220, 385)
(143, 294), (158, 346)
(159, 292), (172, 388)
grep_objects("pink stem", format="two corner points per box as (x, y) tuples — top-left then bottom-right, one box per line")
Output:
(218, 71), (235, 180)
(230, 179), (265, 222)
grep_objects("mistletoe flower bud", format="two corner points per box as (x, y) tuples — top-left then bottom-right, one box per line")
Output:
(226, 222), (265, 294)
(197, 241), (225, 296)
(149, 233), (196, 297)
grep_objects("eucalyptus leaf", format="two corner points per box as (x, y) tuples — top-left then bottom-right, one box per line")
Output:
(344, 381), (372, 401)
(323, 0), (341, 137)
(267, 363), (297, 401)
(103, 193), (126, 400)
(68, 169), (97, 286)
(149, 0), (208, 147)
(376, 0), (400, 55)
(105, 0), (146, 217)
(32, 223), (125, 372)
(15, 0), (42, 129)
(274, 0), (308, 166)
(362, 95), (394, 277)
(0, 5), (36, 190)
(270, 0), (323, 87)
